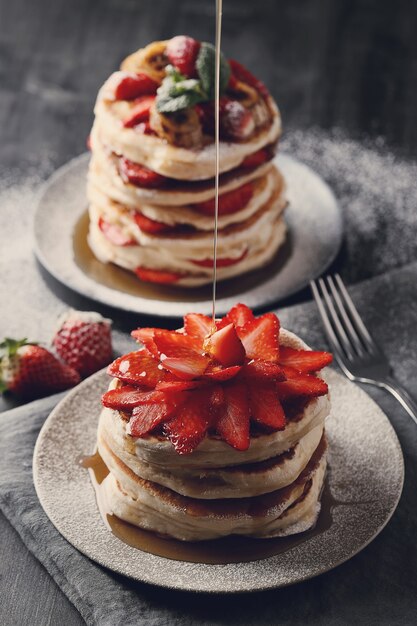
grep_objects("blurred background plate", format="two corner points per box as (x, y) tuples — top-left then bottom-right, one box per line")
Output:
(34, 152), (343, 318)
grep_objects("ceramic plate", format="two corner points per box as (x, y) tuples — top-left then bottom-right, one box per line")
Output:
(33, 153), (343, 317)
(33, 369), (403, 593)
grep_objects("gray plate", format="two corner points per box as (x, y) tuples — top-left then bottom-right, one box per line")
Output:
(33, 369), (403, 593)
(33, 153), (343, 317)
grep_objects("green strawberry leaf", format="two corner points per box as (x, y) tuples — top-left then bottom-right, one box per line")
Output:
(196, 42), (231, 100)
(0, 337), (31, 358)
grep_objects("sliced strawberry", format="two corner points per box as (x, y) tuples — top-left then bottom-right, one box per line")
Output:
(191, 249), (248, 268)
(279, 346), (333, 373)
(135, 267), (184, 284)
(203, 364), (241, 381)
(166, 35), (200, 78)
(107, 350), (163, 387)
(241, 148), (270, 169)
(238, 312), (280, 362)
(220, 98), (255, 140)
(102, 385), (154, 411)
(98, 217), (136, 246)
(183, 313), (213, 341)
(204, 323), (245, 367)
(241, 359), (285, 381)
(133, 211), (172, 234)
(156, 380), (205, 392)
(216, 381), (250, 451)
(229, 59), (270, 99)
(276, 374), (328, 401)
(163, 389), (210, 454)
(130, 328), (158, 356)
(115, 73), (158, 100)
(192, 182), (254, 217)
(153, 330), (209, 380)
(123, 96), (156, 128)
(248, 382), (286, 429)
(217, 302), (255, 329)
(119, 157), (168, 189)
(129, 391), (186, 437)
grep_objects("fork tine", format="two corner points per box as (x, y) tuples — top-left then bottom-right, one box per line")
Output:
(325, 275), (367, 356)
(334, 274), (381, 355)
(310, 279), (350, 365)
(317, 277), (357, 360)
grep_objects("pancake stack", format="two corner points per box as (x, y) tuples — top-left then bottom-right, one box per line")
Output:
(97, 305), (332, 541)
(87, 37), (286, 286)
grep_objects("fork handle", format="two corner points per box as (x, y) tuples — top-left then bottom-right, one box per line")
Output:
(379, 377), (417, 426)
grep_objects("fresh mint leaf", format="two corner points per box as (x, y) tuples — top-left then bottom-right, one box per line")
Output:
(196, 42), (231, 100)
(157, 90), (204, 113)
(156, 66), (205, 113)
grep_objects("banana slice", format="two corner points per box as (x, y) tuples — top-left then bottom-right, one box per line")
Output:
(149, 104), (203, 148)
(121, 41), (168, 82)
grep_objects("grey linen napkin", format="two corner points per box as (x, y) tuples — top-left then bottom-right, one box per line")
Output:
(1, 264), (417, 626)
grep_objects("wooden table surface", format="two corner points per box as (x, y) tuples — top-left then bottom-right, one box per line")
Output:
(1, 0), (416, 624)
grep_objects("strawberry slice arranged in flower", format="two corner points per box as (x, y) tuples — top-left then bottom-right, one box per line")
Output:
(107, 351), (163, 388)
(216, 381), (250, 451)
(248, 382), (286, 430)
(279, 346), (333, 373)
(238, 313), (280, 362)
(103, 303), (332, 454)
(153, 330), (210, 380)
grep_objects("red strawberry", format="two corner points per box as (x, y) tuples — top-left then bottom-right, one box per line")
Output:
(241, 360), (285, 381)
(131, 328), (158, 356)
(129, 391), (186, 437)
(115, 73), (158, 100)
(152, 330), (209, 380)
(156, 380), (205, 392)
(123, 96), (155, 128)
(0, 338), (80, 399)
(191, 249), (248, 268)
(220, 98), (255, 140)
(203, 364), (241, 381)
(135, 267), (184, 284)
(52, 310), (113, 378)
(279, 346), (333, 373)
(216, 381), (250, 451)
(107, 350), (163, 388)
(229, 59), (270, 99)
(204, 323), (246, 367)
(133, 211), (172, 234)
(217, 302), (255, 329)
(248, 382), (286, 429)
(102, 386), (160, 411)
(241, 148), (270, 169)
(163, 389), (210, 454)
(183, 313), (213, 341)
(98, 217), (136, 246)
(238, 312), (280, 362)
(119, 157), (168, 189)
(192, 183), (254, 217)
(166, 35), (201, 77)
(276, 374), (328, 401)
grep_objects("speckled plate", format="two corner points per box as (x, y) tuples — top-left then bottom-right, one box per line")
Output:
(33, 369), (403, 593)
(33, 153), (343, 317)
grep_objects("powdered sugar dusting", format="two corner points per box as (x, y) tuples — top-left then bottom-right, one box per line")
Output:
(282, 129), (417, 281)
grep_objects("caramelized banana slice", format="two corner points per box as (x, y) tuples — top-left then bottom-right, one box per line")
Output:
(150, 104), (203, 148)
(121, 41), (168, 82)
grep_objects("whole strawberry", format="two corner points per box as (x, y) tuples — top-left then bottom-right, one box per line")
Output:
(0, 338), (80, 399)
(53, 310), (113, 378)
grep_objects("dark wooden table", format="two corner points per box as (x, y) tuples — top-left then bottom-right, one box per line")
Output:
(1, 0), (416, 623)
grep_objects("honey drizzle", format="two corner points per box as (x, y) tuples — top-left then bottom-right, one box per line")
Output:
(211, 0), (223, 327)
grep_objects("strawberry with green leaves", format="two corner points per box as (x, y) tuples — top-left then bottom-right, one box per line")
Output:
(0, 338), (80, 399)
(102, 303), (332, 455)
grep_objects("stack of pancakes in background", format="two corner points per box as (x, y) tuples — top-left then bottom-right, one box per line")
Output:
(87, 37), (287, 287)
(97, 329), (330, 541)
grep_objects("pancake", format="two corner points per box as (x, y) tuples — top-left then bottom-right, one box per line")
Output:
(98, 432), (327, 541)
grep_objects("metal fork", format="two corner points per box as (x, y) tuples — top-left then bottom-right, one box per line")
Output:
(310, 273), (417, 425)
